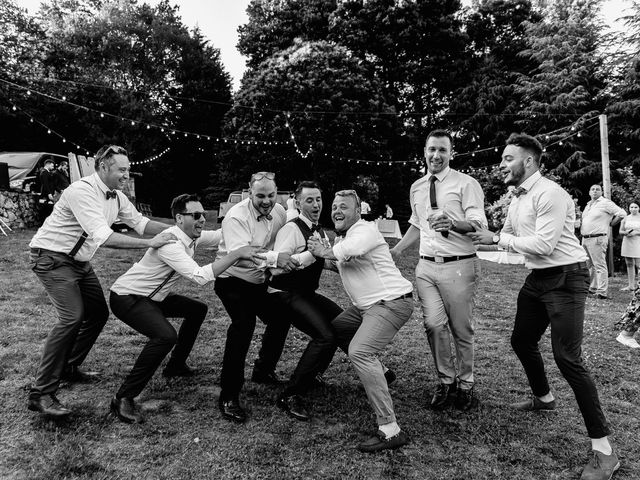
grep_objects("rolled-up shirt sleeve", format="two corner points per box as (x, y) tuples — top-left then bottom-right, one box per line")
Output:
(408, 187), (420, 229)
(116, 193), (148, 235)
(332, 224), (378, 261)
(158, 243), (216, 285)
(66, 183), (117, 247)
(462, 180), (488, 228)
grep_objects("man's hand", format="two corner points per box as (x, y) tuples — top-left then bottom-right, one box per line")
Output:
(307, 237), (332, 258)
(429, 213), (454, 233)
(149, 231), (178, 249)
(234, 246), (266, 264)
(277, 252), (298, 272)
(468, 228), (495, 246)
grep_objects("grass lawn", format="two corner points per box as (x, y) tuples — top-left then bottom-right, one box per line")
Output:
(1, 222), (638, 480)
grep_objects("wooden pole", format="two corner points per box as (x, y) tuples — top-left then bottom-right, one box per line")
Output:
(600, 114), (614, 274)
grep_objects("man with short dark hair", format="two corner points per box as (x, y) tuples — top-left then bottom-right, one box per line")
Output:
(38, 159), (56, 218)
(470, 133), (619, 480)
(28, 145), (176, 418)
(391, 129), (487, 412)
(580, 184), (625, 299)
(308, 189), (414, 453)
(53, 160), (70, 199)
(214, 171), (298, 423)
(269, 181), (343, 421)
(108, 194), (262, 423)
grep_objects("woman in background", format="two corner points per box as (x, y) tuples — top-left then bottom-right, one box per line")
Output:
(619, 202), (640, 291)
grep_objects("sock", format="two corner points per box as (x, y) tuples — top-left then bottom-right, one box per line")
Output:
(379, 422), (401, 439)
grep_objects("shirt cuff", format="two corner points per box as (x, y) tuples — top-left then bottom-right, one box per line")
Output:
(332, 243), (350, 262)
(92, 225), (116, 247)
(264, 250), (279, 268)
(498, 232), (515, 251)
(292, 251), (315, 268)
(132, 217), (150, 236)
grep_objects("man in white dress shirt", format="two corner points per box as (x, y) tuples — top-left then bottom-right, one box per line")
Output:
(214, 171), (299, 423)
(580, 184), (625, 299)
(470, 133), (619, 480)
(108, 194), (261, 423)
(27, 145), (176, 418)
(391, 129), (487, 412)
(308, 189), (414, 453)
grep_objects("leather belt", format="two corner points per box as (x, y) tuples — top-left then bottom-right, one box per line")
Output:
(30, 247), (65, 256)
(381, 292), (413, 303)
(582, 233), (606, 238)
(420, 253), (476, 263)
(531, 262), (588, 276)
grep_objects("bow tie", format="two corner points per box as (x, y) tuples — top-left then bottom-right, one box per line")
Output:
(311, 224), (321, 233)
(258, 214), (273, 221)
(106, 190), (118, 200)
(513, 187), (528, 198)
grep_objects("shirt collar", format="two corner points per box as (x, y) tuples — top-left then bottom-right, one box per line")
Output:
(171, 225), (196, 249)
(426, 166), (451, 183)
(93, 173), (111, 195)
(298, 213), (313, 228)
(519, 170), (542, 192)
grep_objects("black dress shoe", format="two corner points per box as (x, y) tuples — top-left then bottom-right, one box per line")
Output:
(430, 382), (456, 410)
(61, 365), (100, 383)
(358, 430), (409, 453)
(28, 394), (71, 418)
(384, 369), (397, 386)
(110, 397), (144, 424)
(218, 396), (247, 423)
(454, 387), (479, 411)
(277, 394), (310, 421)
(162, 362), (196, 378)
(251, 370), (286, 385)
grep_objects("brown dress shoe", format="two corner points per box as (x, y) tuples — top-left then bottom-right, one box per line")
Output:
(358, 430), (409, 453)
(580, 450), (620, 480)
(28, 394), (71, 418)
(110, 397), (144, 424)
(430, 382), (456, 410)
(455, 387), (479, 411)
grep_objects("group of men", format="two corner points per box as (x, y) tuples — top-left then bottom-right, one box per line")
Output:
(27, 132), (619, 479)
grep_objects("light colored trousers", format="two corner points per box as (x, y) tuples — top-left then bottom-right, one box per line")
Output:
(332, 297), (414, 425)
(415, 257), (479, 390)
(582, 235), (609, 295)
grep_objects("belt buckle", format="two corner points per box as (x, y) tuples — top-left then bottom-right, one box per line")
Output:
(434, 256), (445, 263)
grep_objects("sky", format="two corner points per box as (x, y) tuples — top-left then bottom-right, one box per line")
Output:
(18, 0), (633, 91)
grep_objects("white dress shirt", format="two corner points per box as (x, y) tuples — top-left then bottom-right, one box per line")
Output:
(498, 171), (588, 269)
(29, 173), (148, 261)
(110, 225), (221, 301)
(580, 196), (626, 236)
(409, 167), (487, 256)
(333, 220), (413, 309)
(216, 197), (287, 284)
(270, 213), (318, 277)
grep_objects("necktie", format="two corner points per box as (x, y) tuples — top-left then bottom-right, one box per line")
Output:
(106, 190), (117, 200)
(258, 214), (273, 221)
(429, 176), (448, 238)
(513, 187), (527, 198)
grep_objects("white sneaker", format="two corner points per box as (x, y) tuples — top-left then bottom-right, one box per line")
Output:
(616, 333), (640, 349)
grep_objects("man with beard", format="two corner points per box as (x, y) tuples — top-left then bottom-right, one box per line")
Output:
(391, 129), (487, 412)
(308, 189), (414, 453)
(580, 184), (625, 299)
(214, 171), (298, 423)
(108, 194), (262, 423)
(469, 133), (619, 480)
(28, 145), (176, 418)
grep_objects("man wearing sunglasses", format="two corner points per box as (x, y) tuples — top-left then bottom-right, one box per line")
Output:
(215, 171), (299, 423)
(308, 189), (414, 452)
(107, 194), (263, 423)
(28, 145), (177, 419)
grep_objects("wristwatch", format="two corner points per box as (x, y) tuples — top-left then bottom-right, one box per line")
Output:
(492, 233), (500, 244)
(450, 218), (458, 231)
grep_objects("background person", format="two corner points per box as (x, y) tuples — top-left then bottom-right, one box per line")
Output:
(618, 202), (640, 291)
(360, 198), (371, 220)
(108, 194), (263, 423)
(580, 184), (625, 299)
(385, 204), (393, 219)
(470, 133), (619, 480)
(52, 160), (71, 201)
(27, 145), (176, 419)
(615, 286), (640, 349)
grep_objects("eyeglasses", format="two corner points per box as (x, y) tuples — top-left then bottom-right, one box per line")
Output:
(251, 171), (275, 182)
(180, 211), (206, 220)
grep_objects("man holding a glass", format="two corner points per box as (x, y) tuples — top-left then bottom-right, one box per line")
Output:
(391, 129), (487, 412)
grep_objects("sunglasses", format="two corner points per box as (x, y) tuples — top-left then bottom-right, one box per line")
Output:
(95, 145), (128, 164)
(180, 211), (206, 220)
(251, 171), (276, 182)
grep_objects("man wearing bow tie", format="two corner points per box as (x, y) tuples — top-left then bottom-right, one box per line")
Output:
(214, 171), (298, 423)
(27, 145), (176, 419)
(469, 133), (619, 480)
(108, 194), (263, 423)
(268, 181), (343, 421)
(391, 129), (487, 413)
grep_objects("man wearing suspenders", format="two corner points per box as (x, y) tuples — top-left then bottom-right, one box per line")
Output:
(108, 194), (262, 423)
(27, 145), (176, 418)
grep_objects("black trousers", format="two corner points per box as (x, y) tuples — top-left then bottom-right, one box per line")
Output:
(109, 292), (208, 399)
(29, 250), (109, 399)
(214, 277), (291, 399)
(511, 267), (611, 438)
(272, 291), (342, 397)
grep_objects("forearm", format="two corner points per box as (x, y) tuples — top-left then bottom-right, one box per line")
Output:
(211, 250), (241, 277)
(393, 225), (420, 254)
(103, 232), (155, 249)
